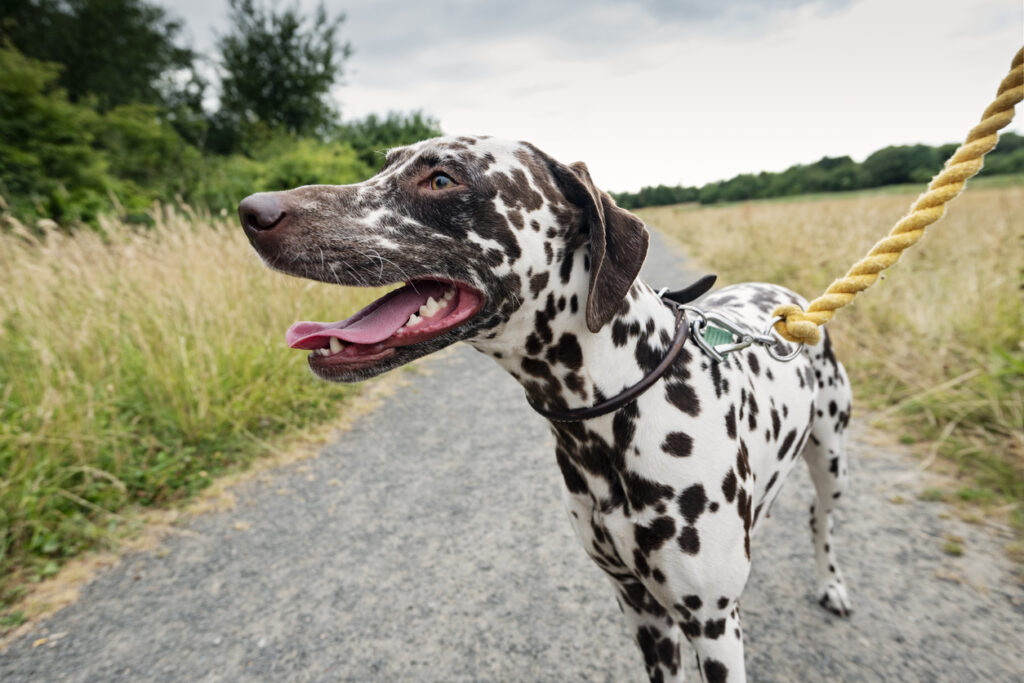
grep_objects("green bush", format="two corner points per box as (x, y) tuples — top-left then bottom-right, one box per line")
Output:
(189, 138), (374, 213)
(335, 110), (442, 169)
(93, 103), (203, 217)
(0, 45), (109, 224)
(0, 45), (409, 229)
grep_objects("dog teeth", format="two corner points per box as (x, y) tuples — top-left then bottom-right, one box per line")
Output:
(406, 289), (456, 329)
(329, 337), (344, 355)
(316, 348), (330, 357)
(419, 295), (447, 318)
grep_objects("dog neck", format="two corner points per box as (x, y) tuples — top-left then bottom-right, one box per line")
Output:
(467, 249), (679, 415)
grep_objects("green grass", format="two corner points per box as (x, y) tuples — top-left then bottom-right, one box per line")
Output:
(0, 206), (385, 611)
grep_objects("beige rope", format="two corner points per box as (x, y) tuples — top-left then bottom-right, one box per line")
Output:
(772, 46), (1024, 345)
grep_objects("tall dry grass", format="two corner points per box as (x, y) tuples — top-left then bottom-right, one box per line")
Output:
(640, 184), (1024, 526)
(0, 206), (385, 608)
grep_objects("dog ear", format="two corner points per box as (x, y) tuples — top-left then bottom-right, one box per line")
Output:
(553, 161), (650, 332)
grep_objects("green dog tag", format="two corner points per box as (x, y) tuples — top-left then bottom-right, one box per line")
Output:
(702, 325), (734, 348)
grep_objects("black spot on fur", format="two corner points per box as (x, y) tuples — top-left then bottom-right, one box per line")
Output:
(529, 271), (549, 298)
(555, 448), (588, 495)
(611, 320), (629, 347)
(635, 516), (677, 555)
(623, 471), (675, 511)
(777, 428), (797, 460)
(680, 617), (701, 638)
(612, 413), (636, 452)
(546, 333), (583, 370)
(559, 251), (574, 284)
(634, 335), (664, 375)
(633, 548), (650, 577)
(704, 658), (728, 683)
(678, 526), (700, 554)
(525, 333), (543, 356)
(725, 405), (737, 440)
(736, 440), (750, 479)
(721, 469), (737, 503)
(677, 484), (707, 525)
(612, 319), (642, 348)
(666, 381), (701, 417)
(636, 626), (659, 669)
(704, 618), (727, 639)
(710, 362), (726, 398)
(564, 371), (585, 398)
(661, 432), (693, 458)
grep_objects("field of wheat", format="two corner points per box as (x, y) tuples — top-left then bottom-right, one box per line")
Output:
(640, 181), (1024, 532)
(0, 207), (387, 612)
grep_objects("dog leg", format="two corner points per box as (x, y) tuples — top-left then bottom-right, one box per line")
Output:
(800, 355), (853, 616)
(685, 604), (746, 683)
(611, 578), (685, 683)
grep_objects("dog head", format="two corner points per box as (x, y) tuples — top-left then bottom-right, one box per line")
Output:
(240, 135), (648, 381)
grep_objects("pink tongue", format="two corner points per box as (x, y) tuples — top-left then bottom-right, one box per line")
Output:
(286, 282), (446, 348)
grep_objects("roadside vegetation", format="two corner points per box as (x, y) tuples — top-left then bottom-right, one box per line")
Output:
(640, 178), (1024, 538)
(0, 0), (437, 623)
(0, 206), (387, 619)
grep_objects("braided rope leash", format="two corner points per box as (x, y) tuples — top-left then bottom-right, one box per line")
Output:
(772, 46), (1024, 346)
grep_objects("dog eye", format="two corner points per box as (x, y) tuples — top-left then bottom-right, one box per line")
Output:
(428, 173), (456, 190)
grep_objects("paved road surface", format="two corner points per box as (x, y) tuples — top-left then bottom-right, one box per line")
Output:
(3, 229), (1022, 682)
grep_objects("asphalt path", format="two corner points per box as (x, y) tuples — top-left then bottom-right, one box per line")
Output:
(3, 229), (1022, 682)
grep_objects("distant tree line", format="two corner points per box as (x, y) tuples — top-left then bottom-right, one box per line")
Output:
(0, 0), (441, 227)
(612, 134), (1024, 209)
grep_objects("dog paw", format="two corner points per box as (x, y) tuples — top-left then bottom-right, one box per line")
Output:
(817, 580), (852, 617)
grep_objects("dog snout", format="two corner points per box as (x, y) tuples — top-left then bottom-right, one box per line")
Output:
(239, 193), (286, 236)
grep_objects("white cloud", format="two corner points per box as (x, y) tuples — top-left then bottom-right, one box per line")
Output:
(163, 0), (1023, 191)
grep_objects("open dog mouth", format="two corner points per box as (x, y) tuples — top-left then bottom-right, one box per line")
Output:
(286, 279), (484, 370)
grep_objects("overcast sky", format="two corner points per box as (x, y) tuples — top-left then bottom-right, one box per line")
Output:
(164, 0), (1023, 191)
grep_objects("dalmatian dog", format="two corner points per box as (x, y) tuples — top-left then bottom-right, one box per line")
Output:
(239, 135), (853, 682)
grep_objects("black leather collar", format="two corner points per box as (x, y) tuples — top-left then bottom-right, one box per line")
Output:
(524, 274), (714, 422)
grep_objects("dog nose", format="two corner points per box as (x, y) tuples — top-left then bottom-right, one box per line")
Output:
(238, 193), (285, 234)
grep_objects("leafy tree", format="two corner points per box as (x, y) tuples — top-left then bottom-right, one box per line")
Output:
(0, 45), (108, 223)
(861, 144), (942, 187)
(93, 103), (204, 217)
(0, 0), (195, 110)
(980, 132), (1024, 175)
(335, 111), (443, 168)
(615, 132), (1024, 210)
(216, 0), (352, 149)
(160, 68), (213, 148)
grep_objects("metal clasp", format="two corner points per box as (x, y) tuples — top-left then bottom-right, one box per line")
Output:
(690, 311), (776, 362)
(658, 289), (804, 363)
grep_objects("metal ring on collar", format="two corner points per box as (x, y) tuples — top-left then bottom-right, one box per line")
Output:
(762, 316), (805, 362)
